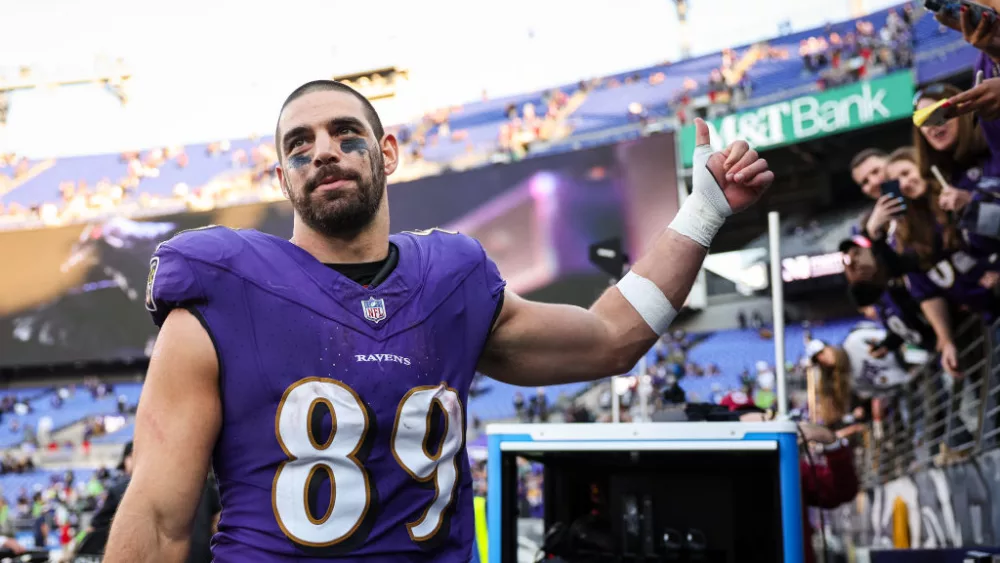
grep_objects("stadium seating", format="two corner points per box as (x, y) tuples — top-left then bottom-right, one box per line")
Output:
(467, 380), (591, 421)
(912, 9), (979, 83)
(89, 421), (134, 445)
(466, 317), (862, 421)
(0, 383), (142, 449)
(678, 318), (861, 401)
(0, 468), (97, 508)
(130, 139), (262, 198)
(1, 3), (976, 217)
(418, 90), (563, 163)
(0, 315), (855, 425)
(4, 7), (997, 559)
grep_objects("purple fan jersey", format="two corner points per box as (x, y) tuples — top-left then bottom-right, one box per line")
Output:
(145, 226), (505, 562)
(875, 282), (936, 351)
(949, 159), (1000, 256)
(976, 53), (1000, 177)
(904, 247), (1000, 319)
(949, 162), (1000, 194)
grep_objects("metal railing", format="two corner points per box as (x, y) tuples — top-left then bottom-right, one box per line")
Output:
(859, 314), (999, 488)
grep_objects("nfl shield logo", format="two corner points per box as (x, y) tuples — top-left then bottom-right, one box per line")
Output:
(362, 297), (387, 324)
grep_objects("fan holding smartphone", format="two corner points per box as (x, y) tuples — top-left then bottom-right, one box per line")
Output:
(880, 179), (907, 209)
(926, 0), (999, 30)
(864, 181), (907, 241)
(926, 1), (1000, 121)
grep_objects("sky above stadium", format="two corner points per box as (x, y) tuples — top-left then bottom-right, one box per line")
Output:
(1, 0), (901, 158)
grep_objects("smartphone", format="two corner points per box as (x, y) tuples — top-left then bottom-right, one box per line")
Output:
(881, 180), (908, 213)
(925, 0), (997, 27)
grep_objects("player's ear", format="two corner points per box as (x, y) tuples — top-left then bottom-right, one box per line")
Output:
(380, 133), (399, 177)
(275, 165), (290, 200)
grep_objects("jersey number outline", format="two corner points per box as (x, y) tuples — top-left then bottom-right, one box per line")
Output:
(927, 251), (976, 289)
(886, 315), (922, 345)
(272, 378), (464, 547)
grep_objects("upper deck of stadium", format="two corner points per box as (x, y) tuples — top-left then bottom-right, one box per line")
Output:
(0, 2), (974, 231)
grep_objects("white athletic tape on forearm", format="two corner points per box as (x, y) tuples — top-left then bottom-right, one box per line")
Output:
(616, 270), (677, 335)
(668, 144), (732, 248)
(669, 191), (725, 248)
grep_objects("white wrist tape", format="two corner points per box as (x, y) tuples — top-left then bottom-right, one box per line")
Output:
(668, 144), (732, 248)
(616, 270), (677, 335)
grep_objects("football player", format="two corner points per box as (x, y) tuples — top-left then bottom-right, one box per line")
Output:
(104, 81), (772, 562)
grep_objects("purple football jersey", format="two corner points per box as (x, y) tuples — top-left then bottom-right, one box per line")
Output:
(948, 158), (1000, 257)
(976, 52), (1000, 177)
(146, 227), (505, 562)
(875, 283), (936, 351)
(904, 247), (1000, 319)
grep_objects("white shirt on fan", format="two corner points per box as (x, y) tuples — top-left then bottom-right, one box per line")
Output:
(841, 325), (915, 397)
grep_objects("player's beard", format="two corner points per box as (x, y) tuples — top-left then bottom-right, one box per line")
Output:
(289, 151), (386, 238)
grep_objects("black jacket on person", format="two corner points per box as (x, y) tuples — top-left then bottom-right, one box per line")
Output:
(187, 477), (221, 563)
(77, 475), (221, 561)
(76, 475), (129, 555)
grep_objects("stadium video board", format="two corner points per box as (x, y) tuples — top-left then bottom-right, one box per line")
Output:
(0, 132), (679, 368)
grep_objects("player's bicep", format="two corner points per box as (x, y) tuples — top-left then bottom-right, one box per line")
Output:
(124, 307), (221, 540)
(481, 291), (559, 382)
(479, 290), (635, 385)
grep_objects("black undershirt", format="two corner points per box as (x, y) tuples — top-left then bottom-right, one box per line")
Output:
(324, 259), (388, 287)
(324, 243), (505, 328)
(323, 243), (400, 288)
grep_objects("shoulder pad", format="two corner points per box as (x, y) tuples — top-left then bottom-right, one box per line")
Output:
(399, 229), (506, 298)
(145, 226), (244, 327)
(156, 225), (247, 264)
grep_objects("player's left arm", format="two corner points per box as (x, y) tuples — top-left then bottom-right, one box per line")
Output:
(479, 119), (773, 386)
(103, 308), (221, 563)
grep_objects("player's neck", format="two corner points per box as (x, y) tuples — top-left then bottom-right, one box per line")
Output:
(291, 216), (390, 264)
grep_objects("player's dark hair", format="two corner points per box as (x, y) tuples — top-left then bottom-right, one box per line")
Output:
(274, 80), (385, 162)
(849, 148), (888, 171)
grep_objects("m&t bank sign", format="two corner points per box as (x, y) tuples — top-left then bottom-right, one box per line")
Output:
(678, 71), (915, 167)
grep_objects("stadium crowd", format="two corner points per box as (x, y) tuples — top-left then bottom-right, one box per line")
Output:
(460, 8), (1000, 558)
(0, 4), (922, 233)
(466, 324), (820, 522)
(0, 465), (118, 554)
(799, 6), (916, 90)
(0, 2), (998, 561)
(744, 16), (1000, 553)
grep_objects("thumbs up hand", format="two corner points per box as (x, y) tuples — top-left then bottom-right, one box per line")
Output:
(670, 118), (774, 248)
(692, 117), (773, 215)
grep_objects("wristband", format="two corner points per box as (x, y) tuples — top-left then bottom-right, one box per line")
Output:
(668, 144), (731, 248)
(616, 271), (677, 335)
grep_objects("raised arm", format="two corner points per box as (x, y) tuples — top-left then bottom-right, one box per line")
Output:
(103, 308), (221, 563)
(478, 119), (773, 385)
(919, 296), (960, 376)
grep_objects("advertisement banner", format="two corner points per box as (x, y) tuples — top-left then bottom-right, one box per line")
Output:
(0, 133), (681, 367)
(678, 71), (916, 167)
